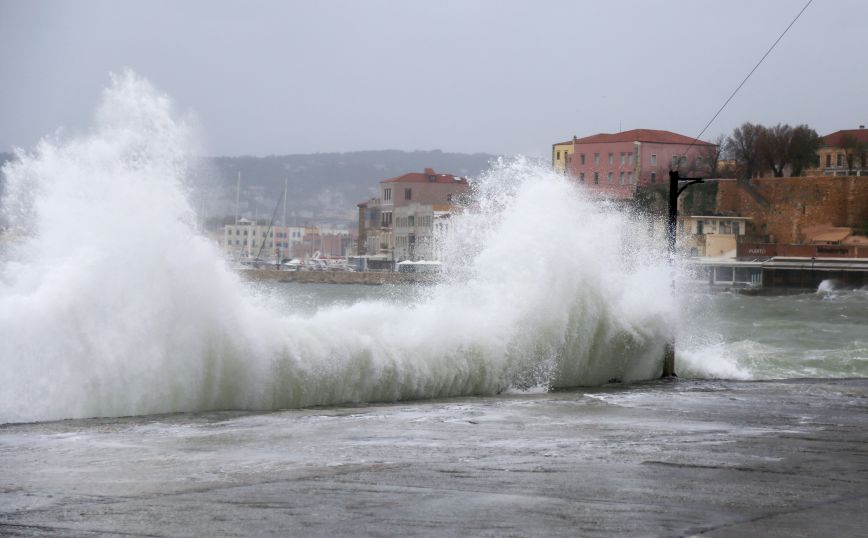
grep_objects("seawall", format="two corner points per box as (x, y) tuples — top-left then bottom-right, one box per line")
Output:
(241, 269), (435, 285)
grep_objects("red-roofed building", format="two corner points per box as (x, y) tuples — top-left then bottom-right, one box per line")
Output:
(357, 169), (469, 260)
(556, 129), (716, 198)
(815, 126), (868, 176)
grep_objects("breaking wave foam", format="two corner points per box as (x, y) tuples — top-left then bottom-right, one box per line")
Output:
(0, 71), (717, 423)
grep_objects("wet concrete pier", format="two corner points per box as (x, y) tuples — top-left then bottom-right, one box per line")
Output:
(2, 379), (867, 537)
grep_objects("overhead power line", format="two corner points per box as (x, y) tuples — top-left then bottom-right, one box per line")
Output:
(687, 0), (814, 150)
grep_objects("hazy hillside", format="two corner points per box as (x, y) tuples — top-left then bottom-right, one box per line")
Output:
(198, 150), (499, 226)
(0, 150), (499, 229)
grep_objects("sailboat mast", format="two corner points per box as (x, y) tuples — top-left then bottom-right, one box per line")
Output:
(283, 177), (288, 228)
(234, 170), (241, 226)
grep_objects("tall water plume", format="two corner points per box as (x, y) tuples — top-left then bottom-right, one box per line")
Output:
(1, 71), (685, 423)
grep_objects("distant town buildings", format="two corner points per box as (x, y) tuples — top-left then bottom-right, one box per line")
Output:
(224, 122), (867, 284)
(223, 218), (352, 260)
(357, 168), (469, 262)
(552, 129), (716, 198)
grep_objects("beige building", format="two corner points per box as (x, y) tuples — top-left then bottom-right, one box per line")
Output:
(551, 138), (575, 175)
(814, 127), (868, 176)
(360, 168), (469, 260)
(679, 215), (750, 258)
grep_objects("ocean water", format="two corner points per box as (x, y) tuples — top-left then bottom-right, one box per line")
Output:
(0, 71), (865, 425)
(679, 288), (868, 379)
(252, 281), (868, 383)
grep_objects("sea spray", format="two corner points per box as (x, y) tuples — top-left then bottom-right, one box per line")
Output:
(1, 71), (686, 423)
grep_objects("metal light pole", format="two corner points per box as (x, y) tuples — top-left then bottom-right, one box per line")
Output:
(662, 170), (704, 378)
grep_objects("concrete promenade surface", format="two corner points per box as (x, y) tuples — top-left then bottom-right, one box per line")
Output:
(1, 379), (867, 537)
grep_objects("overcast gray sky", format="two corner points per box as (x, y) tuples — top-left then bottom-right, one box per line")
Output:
(1, 0), (864, 157)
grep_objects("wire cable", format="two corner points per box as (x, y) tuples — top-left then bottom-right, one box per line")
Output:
(685, 0), (814, 153)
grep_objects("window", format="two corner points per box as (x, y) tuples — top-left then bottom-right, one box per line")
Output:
(556, 150), (561, 160)
(620, 152), (626, 165)
(619, 172), (625, 185)
(837, 154), (844, 167)
(243, 230), (248, 236)
(384, 188), (392, 201)
(650, 154), (657, 165)
(381, 212), (392, 227)
(408, 216), (415, 227)
(697, 221), (704, 234)
(607, 171), (613, 184)
(608, 153), (614, 165)
(580, 153), (586, 165)
(593, 172), (599, 184)
(651, 172), (657, 183)
(732, 222), (740, 235)
(628, 152), (634, 165)
(579, 172), (585, 182)
(594, 153), (600, 165)
(826, 154), (832, 167)
(720, 221), (731, 234)
(714, 266), (734, 283)
(405, 188), (412, 200)
(628, 171), (634, 184)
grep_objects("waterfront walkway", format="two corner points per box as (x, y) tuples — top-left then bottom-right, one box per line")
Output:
(2, 379), (867, 536)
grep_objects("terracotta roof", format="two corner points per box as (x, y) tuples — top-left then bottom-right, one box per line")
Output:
(805, 225), (852, 243)
(810, 230), (851, 243)
(381, 169), (468, 184)
(844, 235), (868, 246)
(822, 128), (868, 147)
(572, 129), (715, 146)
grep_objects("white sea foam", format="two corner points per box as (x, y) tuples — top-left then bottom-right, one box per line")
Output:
(0, 71), (731, 423)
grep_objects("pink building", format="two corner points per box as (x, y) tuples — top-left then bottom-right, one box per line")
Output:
(379, 168), (469, 228)
(565, 129), (716, 198)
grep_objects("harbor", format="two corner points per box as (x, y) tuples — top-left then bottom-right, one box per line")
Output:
(2, 3), (868, 536)
(688, 256), (868, 293)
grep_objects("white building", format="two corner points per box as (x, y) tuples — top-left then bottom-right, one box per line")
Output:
(224, 218), (306, 260)
(393, 203), (454, 261)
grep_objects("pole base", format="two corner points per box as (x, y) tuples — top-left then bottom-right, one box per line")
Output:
(661, 342), (677, 378)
